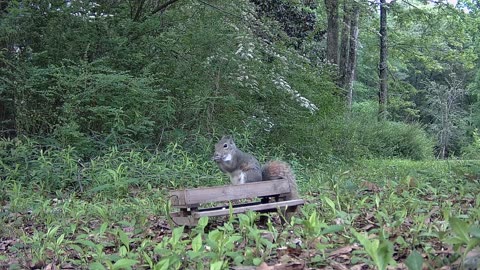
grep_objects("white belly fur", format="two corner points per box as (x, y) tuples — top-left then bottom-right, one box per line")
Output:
(229, 170), (246, 185)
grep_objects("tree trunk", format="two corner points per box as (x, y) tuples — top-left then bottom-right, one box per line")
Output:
(345, 4), (359, 110)
(325, 0), (339, 65)
(378, 0), (388, 120)
(338, 0), (350, 88)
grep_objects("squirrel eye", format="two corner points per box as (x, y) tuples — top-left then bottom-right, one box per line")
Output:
(223, 143), (228, 148)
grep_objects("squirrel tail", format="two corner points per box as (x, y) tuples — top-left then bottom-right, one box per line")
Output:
(262, 161), (298, 200)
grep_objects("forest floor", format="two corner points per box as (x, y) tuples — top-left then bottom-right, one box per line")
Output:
(1, 159), (479, 269)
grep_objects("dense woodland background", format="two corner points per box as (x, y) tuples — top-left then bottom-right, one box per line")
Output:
(1, 1), (480, 269)
(1, 0), (479, 161)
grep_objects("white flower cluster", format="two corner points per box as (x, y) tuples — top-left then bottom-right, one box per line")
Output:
(235, 42), (255, 60)
(235, 64), (259, 91)
(273, 76), (318, 113)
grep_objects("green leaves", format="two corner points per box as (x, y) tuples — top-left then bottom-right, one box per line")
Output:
(445, 217), (480, 254)
(405, 250), (424, 270)
(449, 217), (471, 246)
(351, 229), (395, 270)
(112, 259), (139, 270)
(3, 156), (480, 269)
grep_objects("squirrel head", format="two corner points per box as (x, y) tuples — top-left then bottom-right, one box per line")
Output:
(212, 135), (236, 163)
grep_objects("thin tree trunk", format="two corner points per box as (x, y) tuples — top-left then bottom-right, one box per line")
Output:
(151, 0), (181, 15)
(131, 0), (146, 21)
(346, 4), (359, 110)
(378, 0), (388, 120)
(325, 0), (339, 65)
(338, 0), (350, 88)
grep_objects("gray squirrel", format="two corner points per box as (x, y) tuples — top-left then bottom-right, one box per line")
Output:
(212, 135), (298, 200)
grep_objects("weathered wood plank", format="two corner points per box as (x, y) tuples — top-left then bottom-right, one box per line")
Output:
(193, 199), (305, 218)
(169, 179), (291, 207)
(196, 201), (264, 212)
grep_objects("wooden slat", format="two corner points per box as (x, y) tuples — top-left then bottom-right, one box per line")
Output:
(193, 199), (305, 218)
(169, 179), (291, 207)
(196, 201), (263, 212)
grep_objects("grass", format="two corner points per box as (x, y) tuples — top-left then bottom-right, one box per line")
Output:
(1, 142), (479, 269)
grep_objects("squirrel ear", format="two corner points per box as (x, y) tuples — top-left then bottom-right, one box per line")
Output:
(222, 135), (235, 145)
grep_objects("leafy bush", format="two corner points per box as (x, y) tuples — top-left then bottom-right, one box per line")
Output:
(365, 121), (434, 160)
(326, 101), (434, 160)
(0, 0), (349, 159)
(0, 136), (223, 198)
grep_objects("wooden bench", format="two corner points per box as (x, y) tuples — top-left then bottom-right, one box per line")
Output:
(168, 179), (304, 226)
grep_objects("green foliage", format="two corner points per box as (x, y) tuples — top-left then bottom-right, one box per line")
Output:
(462, 128), (480, 159)
(443, 217), (480, 269)
(405, 250), (424, 270)
(2, 152), (480, 268)
(2, 0), (480, 268)
(0, 0), (345, 157)
(445, 217), (480, 254)
(354, 1), (479, 155)
(3, 0), (478, 159)
(9, 61), (173, 153)
(0, 137), (221, 199)
(321, 104), (434, 160)
(352, 229), (395, 270)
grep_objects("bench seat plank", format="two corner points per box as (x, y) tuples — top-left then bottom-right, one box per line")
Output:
(193, 199), (304, 218)
(169, 179), (291, 207)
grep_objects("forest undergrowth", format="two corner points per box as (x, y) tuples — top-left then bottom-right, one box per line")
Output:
(1, 142), (479, 270)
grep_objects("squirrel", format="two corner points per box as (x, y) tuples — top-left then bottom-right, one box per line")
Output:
(212, 135), (298, 200)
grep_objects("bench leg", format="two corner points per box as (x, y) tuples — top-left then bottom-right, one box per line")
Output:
(280, 205), (298, 224)
(170, 208), (199, 227)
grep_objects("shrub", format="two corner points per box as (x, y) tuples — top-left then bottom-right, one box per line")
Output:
(329, 102), (434, 160)
(461, 128), (480, 159)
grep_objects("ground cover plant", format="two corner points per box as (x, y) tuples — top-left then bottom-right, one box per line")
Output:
(1, 139), (479, 269)
(1, 0), (480, 269)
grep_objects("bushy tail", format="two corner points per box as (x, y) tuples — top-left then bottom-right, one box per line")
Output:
(262, 161), (298, 200)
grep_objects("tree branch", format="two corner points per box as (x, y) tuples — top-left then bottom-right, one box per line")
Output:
(197, 0), (242, 19)
(151, 0), (181, 15)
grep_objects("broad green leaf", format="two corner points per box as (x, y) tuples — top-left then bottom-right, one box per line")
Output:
(253, 258), (263, 266)
(450, 217), (470, 243)
(208, 230), (222, 242)
(155, 258), (170, 270)
(405, 250), (423, 270)
(469, 226), (480, 238)
(112, 258), (139, 270)
(376, 237), (395, 270)
(169, 226), (184, 246)
(308, 210), (318, 226)
(119, 246), (127, 257)
(89, 262), (106, 270)
(466, 238), (480, 253)
(187, 251), (202, 259)
(118, 230), (130, 248)
(143, 252), (153, 268)
(225, 235), (242, 248)
(210, 261), (223, 270)
(47, 225), (60, 238)
(68, 244), (83, 254)
(192, 234), (202, 252)
(197, 217), (209, 231)
(56, 233), (65, 245)
(76, 239), (97, 249)
(320, 225), (344, 235)
(352, 229), (379, 253)
(323, 197), (336, 213)
(253, 257), (262, 266)
(99, 222), (109, 235)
